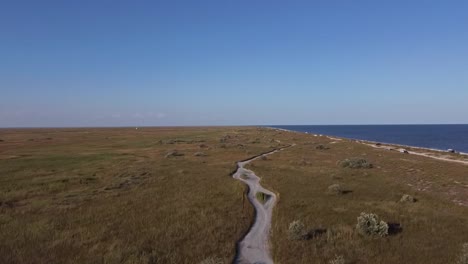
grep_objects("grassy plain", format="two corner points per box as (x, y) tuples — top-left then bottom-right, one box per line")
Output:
(248, 130), (468, 264)
(0, 127), (290, 264)
(0, 127), (467, 264)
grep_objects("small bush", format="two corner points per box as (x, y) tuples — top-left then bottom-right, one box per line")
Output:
(164, 150), (184, 158)
(288, 220), (306, 240)
(260, 155), (268, 161)
(399, 194), (416, 203)
(327, 184), (343, 195)
(316, 144), (329, 150)
(194, 152), (207, 157)
(456, 243), (468, 264)
(329, 255), (345, 264)
(199, 256), (223, 264)
(356, 212), (388, 237)
(339, 158), (373, 169)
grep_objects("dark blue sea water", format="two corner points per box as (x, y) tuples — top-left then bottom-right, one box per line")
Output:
(270, 125), (468, 153)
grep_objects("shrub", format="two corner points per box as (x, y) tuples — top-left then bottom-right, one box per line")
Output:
(329, 255), (345, 264)
(399, 194), (416, 203)
(261, 155), (268, 161)
(164, 150), (184, 158)
(199, 257), (223, 264)
(327, 184), (343, 195)
(339, 158), (373, 168)
(356, 212), (388, 237)
(194, 152), (207, 157)
(316, 144), (329, 150)
(456, 243), (468, 264)
(288, 220), (306, 240)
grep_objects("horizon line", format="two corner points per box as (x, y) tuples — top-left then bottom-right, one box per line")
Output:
(1, 123), (468, 129)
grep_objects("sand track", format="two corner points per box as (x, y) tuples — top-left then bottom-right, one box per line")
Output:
(232, 145), (292, 264)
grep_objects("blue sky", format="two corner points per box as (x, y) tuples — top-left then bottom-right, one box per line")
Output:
(1, 0), (467, 127)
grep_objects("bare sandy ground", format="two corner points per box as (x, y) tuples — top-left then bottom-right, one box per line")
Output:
(361, 142), (468, 165)
(232, 146), (292, 264)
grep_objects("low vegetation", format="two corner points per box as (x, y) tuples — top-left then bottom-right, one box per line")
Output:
(456, 243), (468, 264)
(356, 212), (389, 237)
(164, 150), (184, 158)
(256, 192), (269, 203)
(339, 158), (373, 168)
(247, 131), (468, 263)
(329, 255), (346, 264)
(288, 220), (306, 240)
(316, 144), (330, 150)
(199, 256), (223, 264)
(1, 127), (467, 263)
(0, 127), (289, 263)
(194, 151), (207, 157)
(400, 194), (417, 203)
(327, 184), (344, 195)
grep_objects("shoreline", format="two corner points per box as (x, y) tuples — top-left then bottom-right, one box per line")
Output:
(265, 126), (468, 165)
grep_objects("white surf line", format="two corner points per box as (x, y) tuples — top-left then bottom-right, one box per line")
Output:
(363, 142), (468, 166)
(233, 145), (293, 264)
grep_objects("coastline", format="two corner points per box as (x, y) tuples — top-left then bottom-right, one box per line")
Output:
(265, 126), (468, 165)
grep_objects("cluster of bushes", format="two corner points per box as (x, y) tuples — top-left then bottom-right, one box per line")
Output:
(339, 158), (373, 168)
(356, 212), (388, 237)
(219, 135), (231, 143)
(289, 212), (389, 243)
(316, 144), (330, 150)
(159, 139), (202, 144)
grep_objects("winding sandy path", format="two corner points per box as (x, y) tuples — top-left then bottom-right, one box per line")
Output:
(233, 146), (292, 264)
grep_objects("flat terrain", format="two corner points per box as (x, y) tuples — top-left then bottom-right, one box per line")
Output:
(248, 130), (468, 263)
(0, 127), (289, 264)
(0, 127), (467, 264)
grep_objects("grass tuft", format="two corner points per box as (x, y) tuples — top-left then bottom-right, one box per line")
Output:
(329, 255), (346, 264)
(288, 220), (306, 240)
(199, 256), (223, 264)
(327, 184), (344, 195)
(400, 194), (417, 203)
(456, 243), (468, 264)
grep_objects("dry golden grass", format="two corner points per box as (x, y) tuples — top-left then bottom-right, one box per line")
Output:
(0, 127), (289, 264)
(1, 127), (467, 264)
(247, 131), (468, 264)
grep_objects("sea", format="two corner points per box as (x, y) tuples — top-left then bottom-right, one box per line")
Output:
(269, 125), (468, 153)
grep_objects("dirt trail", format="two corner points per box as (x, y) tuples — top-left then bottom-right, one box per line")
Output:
(232, 145), (292, 264)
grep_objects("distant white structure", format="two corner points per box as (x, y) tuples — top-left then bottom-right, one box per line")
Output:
(399, 148), (409, 154)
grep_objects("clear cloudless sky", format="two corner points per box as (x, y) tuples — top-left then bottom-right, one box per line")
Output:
(1, 0), (467, 127)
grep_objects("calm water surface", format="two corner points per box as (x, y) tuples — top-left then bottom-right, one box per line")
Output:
(270, 125), (468, 153)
